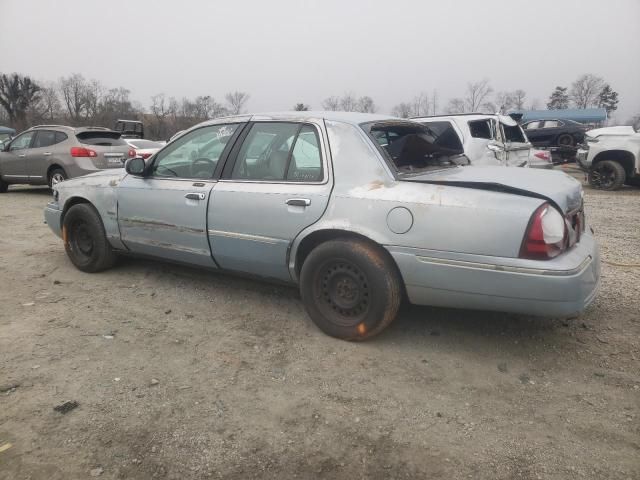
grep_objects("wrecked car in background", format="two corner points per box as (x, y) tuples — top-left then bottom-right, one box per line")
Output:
(44, 112), (600, 340)
(413, 113), (533, 167)
(577, 126), (640, 190)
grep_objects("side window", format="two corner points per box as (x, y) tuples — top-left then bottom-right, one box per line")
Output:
(286, 125), (322, 182)
(468, 119), (495, 139)
(152, 124), (240, 179)
(422, 121), (464, 151)
(543, 120), (560, 128)
(9, 132), (35, 151)
(55, 132), (68, 144)
(33, 130), (57, 148)
(231, 123), (300, 181)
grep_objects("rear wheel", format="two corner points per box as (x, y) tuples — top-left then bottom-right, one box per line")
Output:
(557, 134), (574, 147)
(300, 238), (402, 340)
(48, 168), (67, 188)
(0, 176), (8, 193)
(588, 160), (626, 191)
(63, 203), (116, 272)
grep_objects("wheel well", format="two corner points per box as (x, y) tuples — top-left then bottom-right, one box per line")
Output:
(61, 197), (91, 224)
(47, 164), (66, 180)
(592, 150), (636, 177)
(295, 229), (401, 277)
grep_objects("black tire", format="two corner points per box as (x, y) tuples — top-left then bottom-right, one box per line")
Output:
(556, 134), (574, 147)
(300, 238), (402, 341)
(48, 168), (67, 188)
(0, 176), (8, 193)
(588, 160), (626, 191)
(62, 203), (116, 272)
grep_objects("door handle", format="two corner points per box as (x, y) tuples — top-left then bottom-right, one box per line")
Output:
(43, 152), (52, 156)
(286, 198), (311, 207)
(185, 192), (206, 201)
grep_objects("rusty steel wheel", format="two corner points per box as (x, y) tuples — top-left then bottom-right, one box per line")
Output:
(300, 238), (402, 340)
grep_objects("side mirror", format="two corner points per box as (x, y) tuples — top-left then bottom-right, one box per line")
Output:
(125, 157), (147, 176)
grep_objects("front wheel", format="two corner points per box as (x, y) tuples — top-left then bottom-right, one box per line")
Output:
(588, 160), (626, 191)
(300, 239), (402, 340)
(63, 203), (116, 272)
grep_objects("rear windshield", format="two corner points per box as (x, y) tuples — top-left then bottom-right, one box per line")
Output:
(363, 121), (467, 174)
(76, 131), (127, 146)
(128, 139), (162, 148)
(502, 124), (527, 143)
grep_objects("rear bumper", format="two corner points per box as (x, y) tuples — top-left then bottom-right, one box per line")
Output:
(387, 233), (600, 317)
(44, 202), (63, 238)
(65, 158), (123, 178)
(529, 162), (554, 170)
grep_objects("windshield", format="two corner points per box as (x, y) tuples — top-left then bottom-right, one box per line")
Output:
(363, 121), (467, 174)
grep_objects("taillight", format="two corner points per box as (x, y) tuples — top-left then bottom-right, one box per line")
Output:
(140, 152), (152, 159)
(128, 149), (136, 158)
(520, 203), (567, 260)
(70, 147), (97, 157)
(534, 151), (551, 162)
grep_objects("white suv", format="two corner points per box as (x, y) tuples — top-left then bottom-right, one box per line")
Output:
(413, 114), (533, 167)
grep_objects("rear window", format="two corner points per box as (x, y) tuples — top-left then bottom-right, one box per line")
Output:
(76, 131), (127, 146)
(363, 122), (466, 174)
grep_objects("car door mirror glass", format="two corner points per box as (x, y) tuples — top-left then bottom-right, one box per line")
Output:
(125, 157), (146, 175)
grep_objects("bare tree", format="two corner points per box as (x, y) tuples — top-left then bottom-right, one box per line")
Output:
(431, 89), (438, 115)
(59, 73), (90, 124)
(547, 87), (569, 110)
(321, 96), (340, 111)
(411, 92), (430, 117)
(32, 82), (62, 122)
(391, 102), (413, 118)
(0, 73), (41, 131)
(356, 96), (376, 113)
(225, 91), (249, 115)
(464, 79), (493, 112)
(446, 98), (466, 114)
(293, 103), (310, 111)
(494, 91), (514, 114)
(512, 89), (526, 110)
(339, 92), (359, 112)
(570, 74), (605, 109)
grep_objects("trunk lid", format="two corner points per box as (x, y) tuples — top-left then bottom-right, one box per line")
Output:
(75, 130), (131, 168)
(405, 166), (583, 213)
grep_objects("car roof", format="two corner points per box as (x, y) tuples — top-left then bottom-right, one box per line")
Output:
(196, 111), (400, 128)
(413, 113), (499, 123)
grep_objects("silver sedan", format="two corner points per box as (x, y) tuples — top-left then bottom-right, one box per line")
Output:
(44, 112), (600, 340)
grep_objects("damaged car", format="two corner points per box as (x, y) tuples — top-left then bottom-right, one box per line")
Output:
(44, 112), (600, 340)
(412, 113), (533, 167)
(577, 126), (640, 190)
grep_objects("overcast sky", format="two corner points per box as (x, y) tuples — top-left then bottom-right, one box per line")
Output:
(1, 0), (639, 121)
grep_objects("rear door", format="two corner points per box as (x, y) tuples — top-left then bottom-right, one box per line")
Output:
(499, 117), (531, 167)
(0, 131), (36, 181)
(29, 130), (61, 182)
(209, 121), (331, 281)
(117, 123), (245, 266)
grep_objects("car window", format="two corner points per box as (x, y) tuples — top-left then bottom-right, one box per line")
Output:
(76, 131), (127, 146)
(33, 130), (58, 148)
(543, 120), (560, 128)
(9, 132), (35, 151)
(152, 124), (240, 179)
(502, 124), (527, 143)
(286, 125), (322, 182)
(468, 119), (496, 139)
(232, 122), (307, 181)
(419, 121), (464, 151)
(525, 121), (540, 130)
(55, 132), (68, 144)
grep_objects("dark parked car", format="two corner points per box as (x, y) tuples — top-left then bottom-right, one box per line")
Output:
(522, 119), (587, 148)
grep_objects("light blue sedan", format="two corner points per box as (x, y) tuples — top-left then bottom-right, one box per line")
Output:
(45, 112), (600, 340)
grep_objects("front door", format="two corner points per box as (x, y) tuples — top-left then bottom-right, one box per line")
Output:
(116, 123), (245, 267)
(1, 131), (35, 181)
(209, 121), (332, 281)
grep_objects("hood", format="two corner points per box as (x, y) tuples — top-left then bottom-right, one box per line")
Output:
(405, 166), (583, 213)
(586, 126), (636, 138)
(56, 169), (127, 189)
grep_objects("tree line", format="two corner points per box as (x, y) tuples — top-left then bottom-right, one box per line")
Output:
(0, 71), (629, 139)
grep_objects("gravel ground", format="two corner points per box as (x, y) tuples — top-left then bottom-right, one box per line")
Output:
(1, 171), (639, 479)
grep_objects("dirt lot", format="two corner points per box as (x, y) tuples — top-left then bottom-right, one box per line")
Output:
(1, 169), (639, 479)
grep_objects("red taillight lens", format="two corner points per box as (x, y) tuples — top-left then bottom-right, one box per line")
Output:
(520, 203), (567, 260)
(534, 151), (551, 162)
(140, 152), (152, 159)
(70, 147), (97, 157)
(128, 149), (136, 158)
